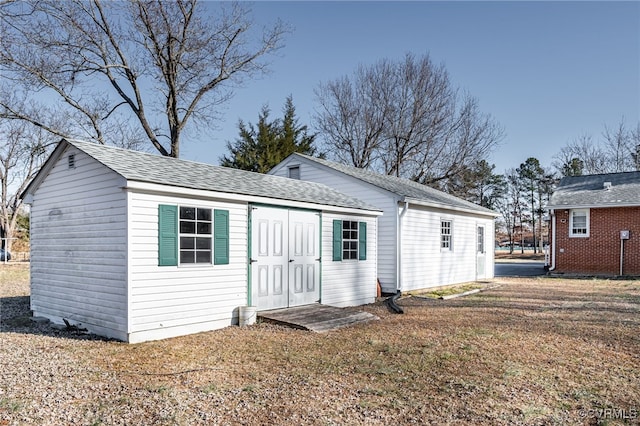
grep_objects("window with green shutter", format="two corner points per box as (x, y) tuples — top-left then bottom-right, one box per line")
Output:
(159, 205), (229, 266)
(358, 221), (367, 260)
(158, 205), (178, 266)
(214, 209), (229, 265)
(332, 220), (342, 261)
(332, 219), (367, 261)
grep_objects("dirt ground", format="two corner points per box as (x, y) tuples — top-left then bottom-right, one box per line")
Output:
(1, 263), (639, 425)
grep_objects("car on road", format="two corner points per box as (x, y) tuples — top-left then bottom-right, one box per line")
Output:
(0, 248), (11, 261)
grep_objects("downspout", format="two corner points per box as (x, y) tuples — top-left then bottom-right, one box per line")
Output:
(549, 209), (556, 271)
(387, 201), (409, 314)
(397, 201), (409, 291)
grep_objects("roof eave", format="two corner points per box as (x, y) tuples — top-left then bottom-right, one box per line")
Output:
(404, 197), (500, 217)
(21, 138), (69, 202)
(547, 202), (640, 210)
(124, 180), (384, 216)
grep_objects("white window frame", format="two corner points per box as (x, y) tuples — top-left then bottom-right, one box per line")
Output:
(179, 206), (213, 264)
(342, 220), (359, 260)
(569, 208), (590, 238)
(440, 219), (453, 251)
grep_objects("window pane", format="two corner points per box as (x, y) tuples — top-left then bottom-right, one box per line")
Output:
(180, 221), (195, 234)
(197, 208), (211, 221)
(196, 237), (211, 249)
(196, 251), (211, 263)
(573, 216), (586, 227)
(180, 251), (195, 264)
(197, 222), (211, 234)
(180, 207), (196, 220)
(180, 237), (195, 249)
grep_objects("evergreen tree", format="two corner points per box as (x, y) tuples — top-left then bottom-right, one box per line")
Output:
(446, 160), (504, 210)
(561, 157), (584, 177)
(220, 96), (319, 173)
(517, 158), (544, 253)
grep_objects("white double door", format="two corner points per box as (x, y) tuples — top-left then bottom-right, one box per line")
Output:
(251, 206), (320, 310)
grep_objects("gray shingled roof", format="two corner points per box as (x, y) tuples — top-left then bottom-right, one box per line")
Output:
(547, 171), (640, 208)
(60, 140), (381, 212)
(292, 154), (497, 216)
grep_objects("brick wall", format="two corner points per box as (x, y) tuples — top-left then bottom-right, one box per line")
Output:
(552, 207), (640, 275)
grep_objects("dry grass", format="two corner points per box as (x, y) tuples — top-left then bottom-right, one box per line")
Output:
(1, 263), (639, 425)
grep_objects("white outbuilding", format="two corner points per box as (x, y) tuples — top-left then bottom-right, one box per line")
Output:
(270, 154), (499, 294)
(22, 140), (381, 343)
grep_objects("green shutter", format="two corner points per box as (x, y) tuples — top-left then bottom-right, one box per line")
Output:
(359, 221), (367, 261)
(214, 209), (229, 265)
(158, 204), (178, 266)
(332, 220), (342, 261)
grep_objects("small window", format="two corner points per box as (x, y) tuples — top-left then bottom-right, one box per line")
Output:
(179, 206), (212, 264)
(441, 220), (452, 251)
(569, 209), (589, 237)
(477, 226), (485, 254)
(68, 154), (76, 169)
(342, 220), (359, 260)
(288, 165), (300, 180)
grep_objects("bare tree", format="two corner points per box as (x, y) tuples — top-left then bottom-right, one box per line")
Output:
(552, 118), (640, 175)
(0, 119), (55, 253)
(314, 53), (504, 189)
(0, 0), (288, 157)
(314, 62), (392, 169)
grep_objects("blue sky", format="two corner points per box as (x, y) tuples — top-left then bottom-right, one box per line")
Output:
(181, 1), (640, 174)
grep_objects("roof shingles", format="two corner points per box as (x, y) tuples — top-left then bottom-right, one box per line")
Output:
(292, 154), (497, 216)
(548, 171), (640, 208)
(65, 140), (380, 212)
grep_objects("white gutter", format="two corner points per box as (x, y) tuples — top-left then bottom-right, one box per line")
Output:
(547, 202), (640, 209)
(549, 209), (556, 271)
(396, 201), (409, 291)
(405, 197), (500, 218)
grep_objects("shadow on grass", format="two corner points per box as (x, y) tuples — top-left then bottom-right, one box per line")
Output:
(0, 295), (114, 342)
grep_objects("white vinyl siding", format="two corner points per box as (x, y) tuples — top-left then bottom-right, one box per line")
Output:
(440, 219), (453, 251)
(29, 147), (128, 341)
(569, 209), (590, 237)
(322, 213), (377, 307)
(127, 192), (248, 343)
(271, 159), (397, 293)
(271, 155), (498, 293)
(401, 205), (495, 291)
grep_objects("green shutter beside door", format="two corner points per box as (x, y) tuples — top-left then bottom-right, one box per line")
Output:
(359, 221), (367, 260)
(214, 209), (229, 265)
(332, 220), (342, 261)
(158, 204), (178, 266)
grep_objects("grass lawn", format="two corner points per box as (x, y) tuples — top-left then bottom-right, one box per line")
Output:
(1, 263), (639, 425)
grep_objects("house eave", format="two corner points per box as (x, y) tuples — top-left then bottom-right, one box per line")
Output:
(123, 180), (383, 216)
(403, 197), (500, 218)
(546, 202), (640, 210)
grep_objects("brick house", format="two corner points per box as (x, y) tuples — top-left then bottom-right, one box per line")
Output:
(546, 171), (640, 276)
